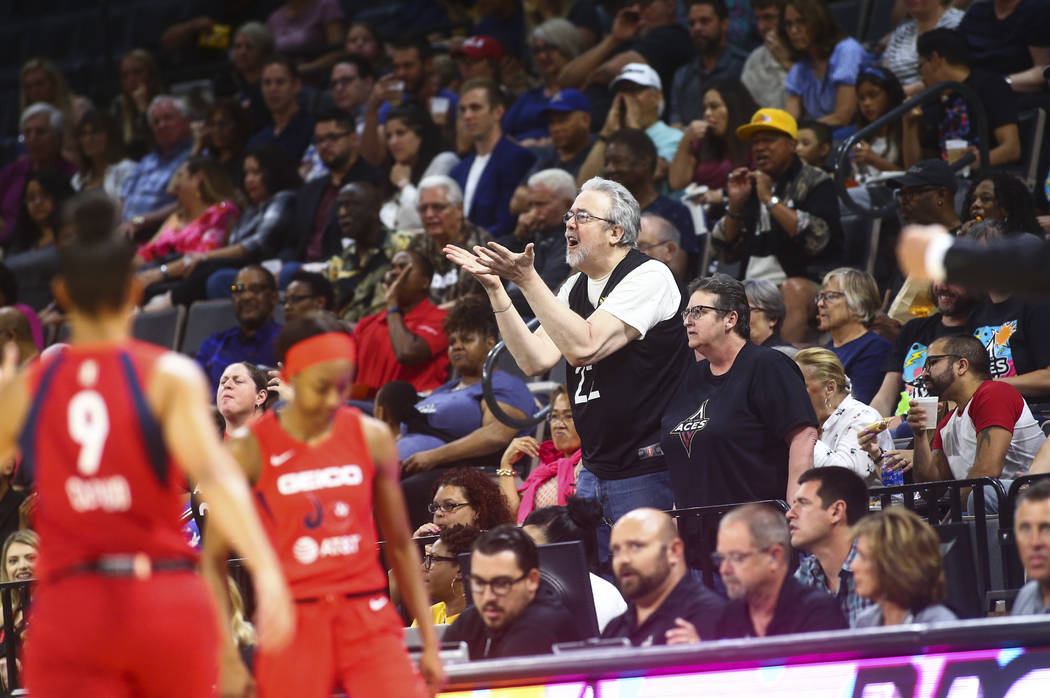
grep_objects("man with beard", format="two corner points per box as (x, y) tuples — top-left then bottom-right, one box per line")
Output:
(444, 525), (582, 659)
(247, 56), (315, 162)
(195, 265), (281, 390)
(713, 503), (846, 639)
(870, 281), (978, 422)
(712, 108), (843, 345)
(602, 508), (725, 646)
(670, 0), (749, 127)
(444, 177), (691, 565)
(283, 109), (382, 265)
(908, 335), (1044, 509)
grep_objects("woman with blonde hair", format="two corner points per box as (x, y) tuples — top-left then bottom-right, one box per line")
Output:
(795, 347), (894, 486)
(817, 267), (891, 404)
(850, 507), (956, 626)
(109, 49), (165, 158)
(0, 528), (37, 691)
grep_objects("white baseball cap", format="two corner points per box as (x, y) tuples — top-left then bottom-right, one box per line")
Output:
(609, 62), (662, 92)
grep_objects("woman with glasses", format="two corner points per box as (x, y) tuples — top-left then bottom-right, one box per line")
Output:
(850, 507), (956, 627)
(191, 98), (252, 190)
(816, 267), (891, 405)
(414, 467), (514, 538)
(498, 386), (583, 523)
(412, 524), (481, 627)
(660, 274), (818, 510)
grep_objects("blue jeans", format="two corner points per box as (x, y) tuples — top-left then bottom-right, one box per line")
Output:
(576, 468), (674, 569)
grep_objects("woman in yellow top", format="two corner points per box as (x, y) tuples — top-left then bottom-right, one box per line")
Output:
(414, 524), (480, 627)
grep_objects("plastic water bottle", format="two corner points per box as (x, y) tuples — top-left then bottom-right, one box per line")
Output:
(881, 466), (904, 487)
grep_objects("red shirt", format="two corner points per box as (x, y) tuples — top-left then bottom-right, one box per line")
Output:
(250, 406), (386, 600)
(19, 340), (194, 583)
(353, 300), (450, 394)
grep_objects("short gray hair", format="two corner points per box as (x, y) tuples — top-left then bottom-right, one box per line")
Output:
(580, 177), (640, 247)
(640, 213), (680, 247)
(743, 279), (786, 329)
(528, 168), (577, 202)
(236, 21), (276, 56)
(531, 18), (584, 60)
(148, 95), (189, 120)
(721, 503), (791, 556)
(821, 267), (880, 324)
(418, 174), (463, 207)
(20, 102), (64, 131)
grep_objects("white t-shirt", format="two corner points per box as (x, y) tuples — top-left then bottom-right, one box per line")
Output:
(555, 257), (681, 339)
(590, 572), (628, 633)
(462, 152), (491, 218)
(814, 395), (894, 487)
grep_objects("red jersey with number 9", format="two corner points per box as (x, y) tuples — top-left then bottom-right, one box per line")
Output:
(249, 406), (386, 600)
(18, 341), (195, 583)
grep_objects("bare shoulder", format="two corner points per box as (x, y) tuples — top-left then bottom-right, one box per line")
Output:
(0, 370), (32, 459)
(148, 351), (209, 408)
(226, 428), (263, 484)
(359, 414), (397, 469)
(153, 351), (209, 389)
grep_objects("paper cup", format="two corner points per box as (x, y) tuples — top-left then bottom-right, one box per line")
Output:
(912, 396), (939, 430)
(429, 96), (450, 126)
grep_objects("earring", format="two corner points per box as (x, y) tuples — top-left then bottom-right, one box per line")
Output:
(937, 200), (943, 206)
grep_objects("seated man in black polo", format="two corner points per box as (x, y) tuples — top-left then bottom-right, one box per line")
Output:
(444, 525), (583, 660)
(603, 508), (726, 646)
(713, 503), (847, 638)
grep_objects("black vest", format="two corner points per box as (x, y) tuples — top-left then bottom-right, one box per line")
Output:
(566, 249), (691, 480)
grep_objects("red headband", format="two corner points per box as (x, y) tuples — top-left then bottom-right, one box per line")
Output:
(284, 333), (356, 379)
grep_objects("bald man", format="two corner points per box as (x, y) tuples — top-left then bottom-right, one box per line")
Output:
(0, 306), (38, 366)
(602, 508), (725, 646)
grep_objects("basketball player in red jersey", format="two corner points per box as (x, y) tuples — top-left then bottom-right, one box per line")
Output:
(0, 193), (295, 697)
(202, 312), (445, 698)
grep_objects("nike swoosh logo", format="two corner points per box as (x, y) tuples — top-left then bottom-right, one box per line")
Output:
(368, 596), (388, 612)
(269, 450), (294, 467)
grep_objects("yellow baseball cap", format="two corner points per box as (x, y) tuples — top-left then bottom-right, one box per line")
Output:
(736, 108), (798, 141)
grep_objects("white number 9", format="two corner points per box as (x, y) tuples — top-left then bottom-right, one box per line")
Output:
(67, 390), (110, 476)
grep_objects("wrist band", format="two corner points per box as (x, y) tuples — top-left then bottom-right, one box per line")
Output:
(496, 469), (517, 477)
(386, 306), (401, 316)
(493, 300), (513, 313)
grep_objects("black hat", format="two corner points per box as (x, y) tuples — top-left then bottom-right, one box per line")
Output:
(886, 159), (958, 194)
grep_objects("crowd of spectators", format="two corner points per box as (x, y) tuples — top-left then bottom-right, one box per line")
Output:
(2, 0), (1050, 683)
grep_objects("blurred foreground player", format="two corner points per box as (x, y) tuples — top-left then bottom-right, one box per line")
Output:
(0, 192), (294, 697)
(202, 312), (444, 698)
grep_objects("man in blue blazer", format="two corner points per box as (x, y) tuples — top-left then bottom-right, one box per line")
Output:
(450, 79), (536, 238)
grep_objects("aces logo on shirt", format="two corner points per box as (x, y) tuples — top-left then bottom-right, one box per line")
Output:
(669, 400), (710, 457)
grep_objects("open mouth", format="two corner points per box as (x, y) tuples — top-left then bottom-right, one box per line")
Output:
(565, 233), (579, 249)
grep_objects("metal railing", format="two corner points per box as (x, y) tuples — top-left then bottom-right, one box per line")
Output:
(481, 317), (551, 430)
(0, 580), (30, 692)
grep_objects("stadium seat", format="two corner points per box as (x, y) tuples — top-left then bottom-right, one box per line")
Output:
(131, 306), (186, 350)
(180, 299), (236, 356)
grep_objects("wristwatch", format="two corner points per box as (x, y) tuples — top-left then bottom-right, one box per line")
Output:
(766, 195), (782, 209)
(160, 263), (169, 280)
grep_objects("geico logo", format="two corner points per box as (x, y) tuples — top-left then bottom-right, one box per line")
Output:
(277, 465), (364, 495)
(65, 475), (132, 512)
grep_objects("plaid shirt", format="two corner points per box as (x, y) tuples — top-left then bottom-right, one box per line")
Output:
(120, 141), (192, 221)
(794, 540), (872, 627)
(328, 229), (414, 324)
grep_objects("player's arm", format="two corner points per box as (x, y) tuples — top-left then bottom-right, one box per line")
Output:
(364, 416), (445, 696)
(150, 354), (293, 652)
(0, 344), (29, 466)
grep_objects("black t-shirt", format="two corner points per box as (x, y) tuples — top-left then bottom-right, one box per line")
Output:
(660, 342), (817, 508)
(715, 575), (847, 639)
(958, 0), (1050, 76)
(626, 24), (693, 104)
(444, 597), (583, 660)
(921, 70), (1018, 156)
(644, 195), (699, 254)
(969, 295), (1050, 381)
(882, 314), (972, 399)
(602, 573), (726, 646)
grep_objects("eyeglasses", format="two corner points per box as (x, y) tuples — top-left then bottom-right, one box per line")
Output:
(681, 304), (729, 322)
(637, 239), (671, 253)
(423, 552), (459, 571)
(312, 131), (350, 145)
(711, 548), (770, 567)
(469, 572), (529, 596)
(923, 353), (961, 370)
(283, 293), (317, 305)
(428, 501), (472, 514)
(815, 290), (846, 304)
(563, 210), (614, 226)
(547, 410), (574, 424)
(231, 283), (272, 296)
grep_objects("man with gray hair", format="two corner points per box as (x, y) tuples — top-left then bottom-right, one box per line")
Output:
(710, 503), (846, 639)
(119, 95), (193, 233)
(498, 169), (575, 314)
(0, 103), (75, 246)
(446, 176), (691, 564)
(412, 175), (491, 306)
(638, 214), (687, 291)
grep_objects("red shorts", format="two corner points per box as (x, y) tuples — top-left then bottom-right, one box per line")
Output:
(255, 592), (426, 698)
(23, 573), (218, 698)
